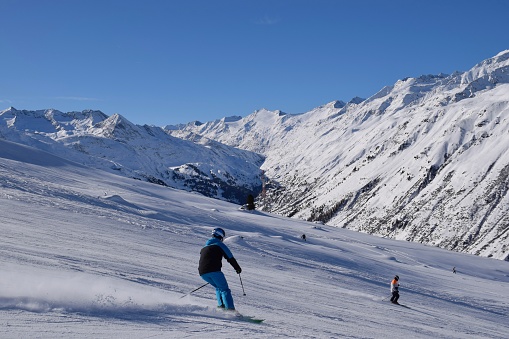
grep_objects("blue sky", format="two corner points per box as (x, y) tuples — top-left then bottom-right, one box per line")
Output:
(1, 0), (509, 126)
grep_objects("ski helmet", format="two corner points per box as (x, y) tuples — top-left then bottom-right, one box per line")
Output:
(212, 227), (225, 240)
(394, 275), (399, 280)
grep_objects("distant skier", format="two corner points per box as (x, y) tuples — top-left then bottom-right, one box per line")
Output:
(198, 227), (242, 311)
(301, 234), (307, 241)
(452, 266), (456, 274)
(390, 275), (400, 304)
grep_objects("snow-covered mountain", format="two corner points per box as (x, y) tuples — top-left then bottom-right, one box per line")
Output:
(2, 51), (508, 261)
(0, 107), (264, 204)
(169, 50), (509, 261)
(1, 138), (508, 338)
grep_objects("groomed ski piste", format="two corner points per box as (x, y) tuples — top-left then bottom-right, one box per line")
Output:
(1, 139), (508, 338)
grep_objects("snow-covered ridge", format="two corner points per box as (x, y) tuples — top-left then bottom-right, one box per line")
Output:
(0, 107), (264, 204)
(170, 50), (509, 260)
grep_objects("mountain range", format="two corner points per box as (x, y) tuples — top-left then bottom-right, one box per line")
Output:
(1, 50), (508, 260)
(0, 107), (264, 204)
(169, 50), (509, 261)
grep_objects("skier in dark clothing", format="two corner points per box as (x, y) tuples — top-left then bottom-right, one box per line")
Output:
(390, 275), (400, 304)
(198, 228), (242, 310)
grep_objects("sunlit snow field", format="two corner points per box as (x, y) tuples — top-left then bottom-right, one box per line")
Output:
(1, 139), (508, 338)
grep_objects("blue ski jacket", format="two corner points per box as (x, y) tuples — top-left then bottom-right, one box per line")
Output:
(199, 237), (241, 275)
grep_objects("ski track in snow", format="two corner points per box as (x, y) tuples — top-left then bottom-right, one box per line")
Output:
(1, 140), (509, 338)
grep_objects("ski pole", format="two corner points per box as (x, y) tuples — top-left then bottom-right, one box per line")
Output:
(239, 274), (246, 296)
(179, 282), (209, 299)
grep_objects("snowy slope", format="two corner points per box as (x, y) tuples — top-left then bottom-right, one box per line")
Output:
(170, 50), (509, 260)
(0, 108), (264, 204)
(1, 139), (508, 338)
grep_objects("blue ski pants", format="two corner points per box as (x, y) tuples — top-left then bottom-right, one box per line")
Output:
(200, 271), (235, 310)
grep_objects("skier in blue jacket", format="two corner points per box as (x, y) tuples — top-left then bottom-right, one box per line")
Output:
(198, 228), (242, 310)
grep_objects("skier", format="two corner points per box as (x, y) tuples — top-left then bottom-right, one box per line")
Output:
(301, 234), (307, 241)
(198, 227), (242, 311)
(452, 266), (456, 274)
(390, 275), (400, 304)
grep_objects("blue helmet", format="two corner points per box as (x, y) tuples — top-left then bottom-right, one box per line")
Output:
(212, 227), (225, 240)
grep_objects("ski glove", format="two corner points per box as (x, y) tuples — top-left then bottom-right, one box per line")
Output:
(228, 257), (242, 274)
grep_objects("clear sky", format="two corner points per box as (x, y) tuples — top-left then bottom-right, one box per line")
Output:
(1, 0), (509, 126)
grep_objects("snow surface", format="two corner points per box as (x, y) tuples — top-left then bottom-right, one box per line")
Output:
(1, 139), (508, 338)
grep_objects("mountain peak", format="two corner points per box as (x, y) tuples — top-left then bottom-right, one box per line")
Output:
(4, 106), (18, 113)
(329, 100), (346, 109)
(222, 116), (243, 123)
(348, 97), (365, 105)
(92, 113), (141, 139)
(493, 49), (509, 61)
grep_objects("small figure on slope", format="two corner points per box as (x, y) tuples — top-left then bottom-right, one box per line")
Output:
(301, 234), (307, 241)
(390, 275), (400, 305)
(452, 266), (456, 274)
(198, 227), (242, 311)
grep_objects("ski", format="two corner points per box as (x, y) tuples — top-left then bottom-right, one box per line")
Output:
(237, 315), (264, 324)
(216, 308), (264, 323)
